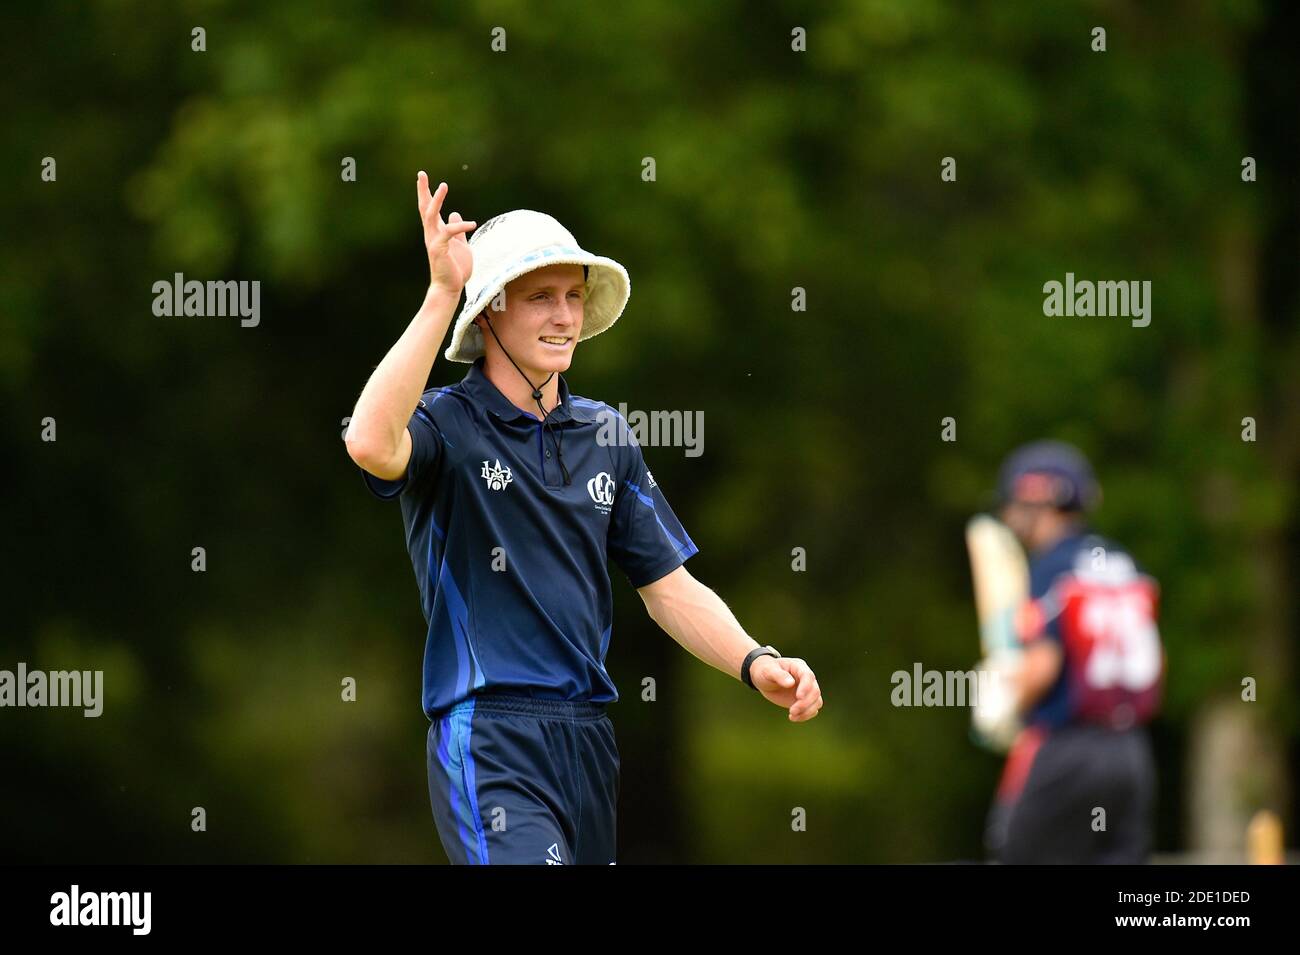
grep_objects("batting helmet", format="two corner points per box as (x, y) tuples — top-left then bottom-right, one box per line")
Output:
(996, 440), (1100, 512)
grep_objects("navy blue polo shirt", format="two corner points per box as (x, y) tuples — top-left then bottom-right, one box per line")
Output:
(360, 357), (698, 719)
(1022, 531), (1087, 729)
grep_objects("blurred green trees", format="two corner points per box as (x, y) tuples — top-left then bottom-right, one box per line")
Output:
(3, 0), (1294, 862)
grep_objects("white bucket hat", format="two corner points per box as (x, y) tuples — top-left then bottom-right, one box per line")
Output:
(444, 209), (631, 363)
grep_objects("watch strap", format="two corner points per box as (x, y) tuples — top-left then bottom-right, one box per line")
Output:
(741, 645), (780, 690)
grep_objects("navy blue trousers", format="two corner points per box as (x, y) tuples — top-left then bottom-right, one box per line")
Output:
(987, 724), (1155, 864)
(426, 693), (620, 865)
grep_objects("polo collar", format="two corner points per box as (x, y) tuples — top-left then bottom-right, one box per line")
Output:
(462, 357), (597, 424)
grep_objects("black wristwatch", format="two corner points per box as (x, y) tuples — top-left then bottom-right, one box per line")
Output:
(741, 645), (781, 690)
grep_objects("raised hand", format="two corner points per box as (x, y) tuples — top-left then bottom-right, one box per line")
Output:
(417, 171), (477, 296)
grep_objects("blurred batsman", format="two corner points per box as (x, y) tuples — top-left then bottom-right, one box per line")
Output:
(981, 441), (1165, 864)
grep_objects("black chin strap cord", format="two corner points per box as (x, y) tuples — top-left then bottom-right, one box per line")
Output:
(481, 314), (572, 485)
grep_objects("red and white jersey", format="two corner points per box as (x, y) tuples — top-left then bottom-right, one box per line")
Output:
(1019, 532), (1164, 730)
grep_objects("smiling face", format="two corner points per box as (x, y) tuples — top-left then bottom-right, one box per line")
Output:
(475, 262), (587, 380)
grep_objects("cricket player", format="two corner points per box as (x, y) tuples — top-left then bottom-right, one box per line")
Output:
(345, 174), (823, 864)
(984, 441), (1164, 864)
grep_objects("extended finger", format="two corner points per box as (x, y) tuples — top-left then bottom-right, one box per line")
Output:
(423, 180), (449, 227)
(416, 171), (435, 217)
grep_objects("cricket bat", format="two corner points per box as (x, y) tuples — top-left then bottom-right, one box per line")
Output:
(965, 515), (1029, 751)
